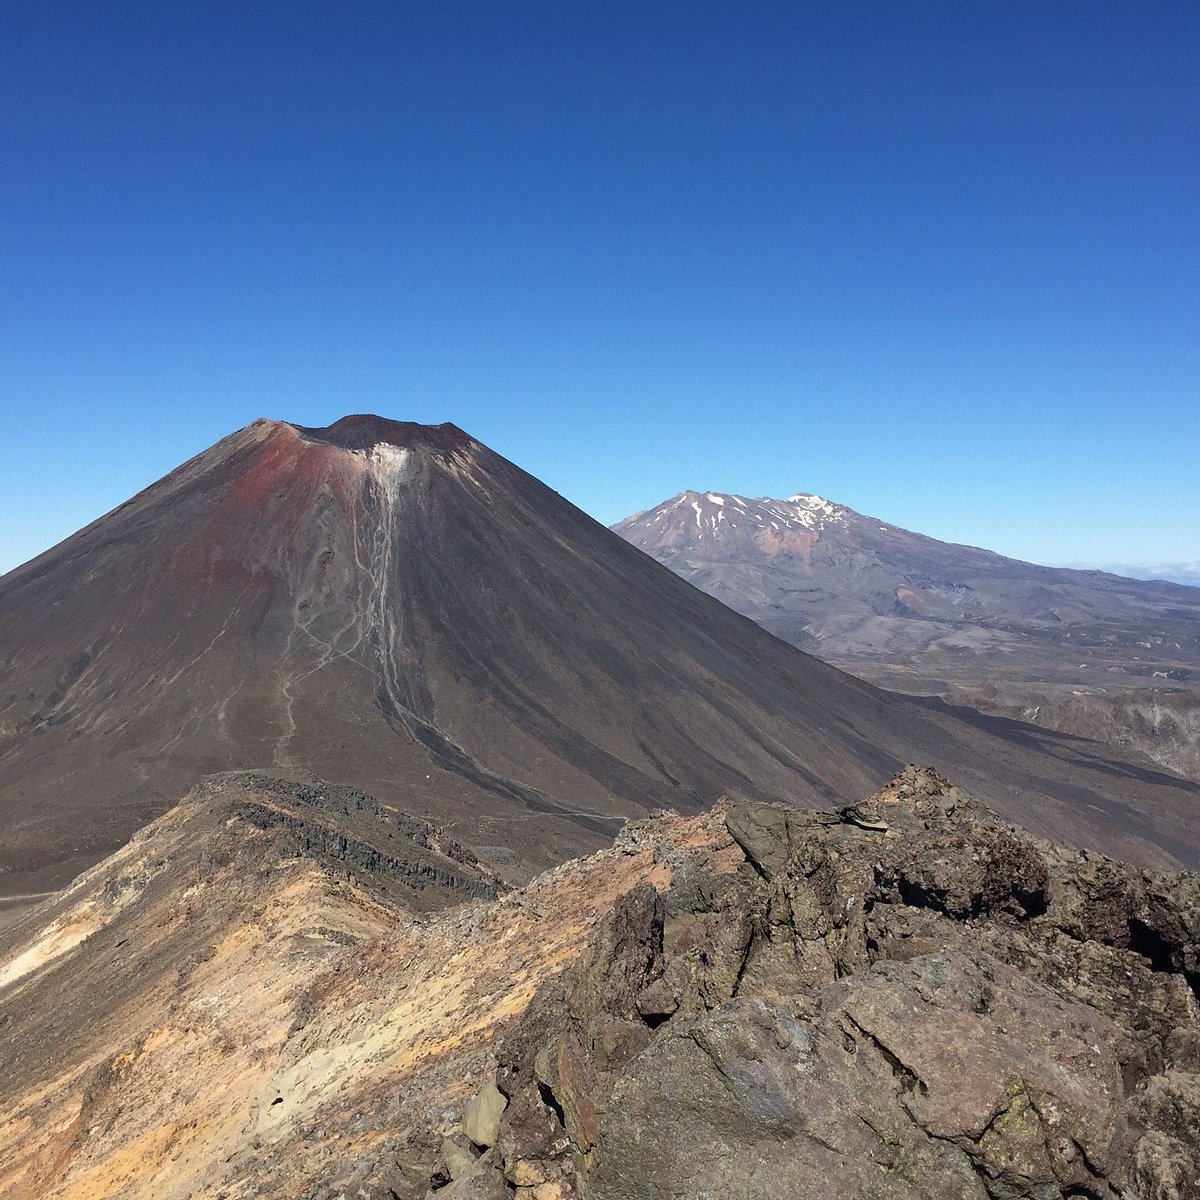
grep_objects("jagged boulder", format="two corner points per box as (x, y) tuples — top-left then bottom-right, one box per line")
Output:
(472, 767), (1200, 1200)
(588, 995), (986, 1200)
(462, 1075), (508, 1150)
(1128, 1071), (1200, 1200)
(586, 950), (1136, 1199)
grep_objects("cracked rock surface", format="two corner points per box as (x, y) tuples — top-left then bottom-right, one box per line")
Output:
(1, 766), (1196, 1199)
(483, 767), (1200, 1200)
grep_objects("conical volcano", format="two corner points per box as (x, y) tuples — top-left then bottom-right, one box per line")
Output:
(1, 415), (1196, 893)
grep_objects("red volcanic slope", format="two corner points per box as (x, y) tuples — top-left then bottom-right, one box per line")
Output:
(0, 415), (1197, 896)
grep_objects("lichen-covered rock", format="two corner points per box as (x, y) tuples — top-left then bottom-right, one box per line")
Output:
(475, 767), (1200, 1200)
(428, 1146), (511, 1200)
(826, 952), (1133, 1195)
(724, 803), (815, 879)
(581, 949), (1136, 1199)
(462, 1075), (508, 1149)
(1133, 1129), (1198, 1200)
(588, 995), (986, 1200)
(1129, 1069), (1200, 1199)
(440, 1132), (481, 1180)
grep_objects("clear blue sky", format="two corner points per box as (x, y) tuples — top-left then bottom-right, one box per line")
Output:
(2, 1), (1197, 576)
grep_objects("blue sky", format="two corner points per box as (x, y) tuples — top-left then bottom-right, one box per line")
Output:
(2, 1), (1197, 576)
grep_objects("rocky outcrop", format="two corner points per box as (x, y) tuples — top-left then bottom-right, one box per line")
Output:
(452, 767), (1200, 1200)
(207, 772), (504, 902)
(4, 766), (1197, 1200)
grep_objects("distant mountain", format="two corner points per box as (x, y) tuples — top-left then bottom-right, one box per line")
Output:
(1066, 561), (1200, 588)
(615, 489), (1200, 779)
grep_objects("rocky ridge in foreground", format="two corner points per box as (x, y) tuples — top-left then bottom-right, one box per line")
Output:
(1, 768), (1197, 1199)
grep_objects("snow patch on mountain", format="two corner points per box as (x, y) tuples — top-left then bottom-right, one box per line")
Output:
(630, 489), (851, 538)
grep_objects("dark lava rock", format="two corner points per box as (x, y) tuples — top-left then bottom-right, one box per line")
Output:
(462, 767), (1200, 1200)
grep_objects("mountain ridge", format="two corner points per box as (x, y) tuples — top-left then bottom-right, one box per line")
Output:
(615, 486), (1200, 779)
(619, 486), (1200, 595)
(2, 765), (1197, 1199)
(1, 416), (1198, 901)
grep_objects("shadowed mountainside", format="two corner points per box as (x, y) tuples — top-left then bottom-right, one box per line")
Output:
(1, 417), (1198, 898)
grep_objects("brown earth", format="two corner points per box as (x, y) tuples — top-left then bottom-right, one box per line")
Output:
(1, 766), (1197, 1199)
(2, 417), (1200, 901)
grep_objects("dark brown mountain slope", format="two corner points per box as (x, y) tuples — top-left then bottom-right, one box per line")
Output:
(0, 417), (1198, 897)
(615, 489), (1200, 778)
